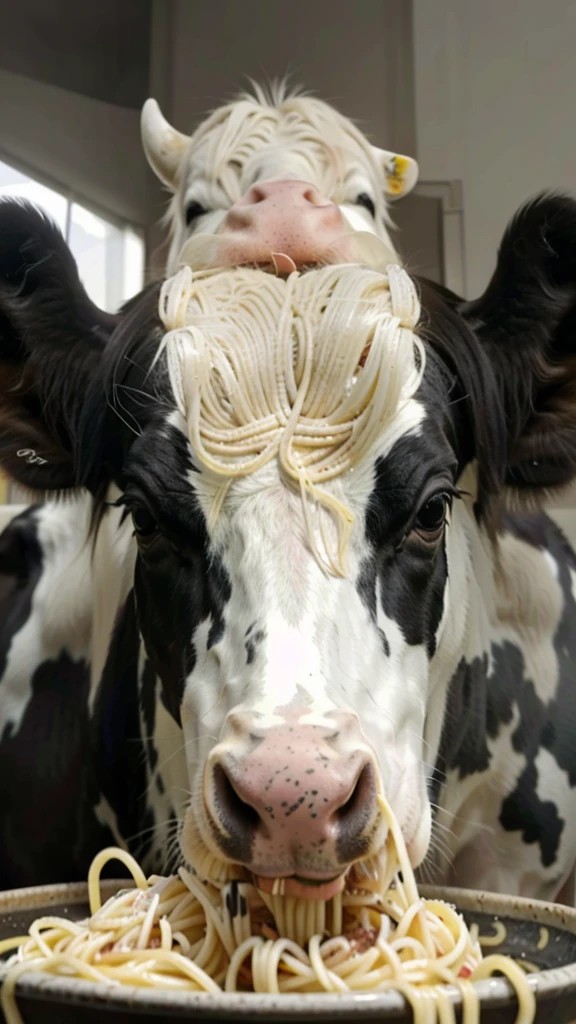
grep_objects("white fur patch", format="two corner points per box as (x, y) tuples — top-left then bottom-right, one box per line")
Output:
(494, 532), (564, 703)
(0, 497), (93, 737)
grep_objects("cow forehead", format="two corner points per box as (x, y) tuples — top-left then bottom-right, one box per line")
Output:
(154, 410), (435, 685)
(188, 96), (376, 164)
(184, 394), (427, 544)
(149, 264), (428, 581)
(182, 96), (381, 197)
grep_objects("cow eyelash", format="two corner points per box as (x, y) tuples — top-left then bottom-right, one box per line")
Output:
(111, 494), (158, 536)
(355, 193), (376, 218)
(394, 485), (465, 553)
(113, 495), (194, 559)
(107, 494), (130, 525)
(185, 200), (208, 226)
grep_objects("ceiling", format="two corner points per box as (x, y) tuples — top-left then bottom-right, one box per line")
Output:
(0, 0), (151, 109)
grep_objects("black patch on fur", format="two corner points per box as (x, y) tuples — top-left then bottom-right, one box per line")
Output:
(92, 590), (154, 862)
(0, 649), (112, 888)
(538, 521), (576, 785)
(245, 628), (265, 665)
(127, 428), (233, 728)
(436, 513), (576, 868)
(501, 512), (549, 549)
(139, 658), (158, 774)
(207, 619), (225, 649)
(356, 558), (377, 620)
(435, 653), (492, 783)
(362, 428), (454, 657)
(0, 506), (43, 682)
(378, 628), (390, 658)
(499, 763), (564, 868)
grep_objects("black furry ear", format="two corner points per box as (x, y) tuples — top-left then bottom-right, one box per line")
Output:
(0, 199), (117, 491)
(460, 192), (576, 496)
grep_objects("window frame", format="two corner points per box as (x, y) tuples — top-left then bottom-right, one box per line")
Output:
(0, 145), (146, 250)
(411, 180), (466, 297)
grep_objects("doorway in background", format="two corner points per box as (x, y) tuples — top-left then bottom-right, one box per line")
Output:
(393, 180), (465, 297)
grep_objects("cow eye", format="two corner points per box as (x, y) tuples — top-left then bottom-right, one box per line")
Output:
(356, 192), (376, 218)
(413, 493), (449, 542)
(185, 200), (208, 226)
(132, 506), (159, 539)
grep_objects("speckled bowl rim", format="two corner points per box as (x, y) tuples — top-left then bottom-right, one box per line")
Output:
(1, 882), (575, 1017)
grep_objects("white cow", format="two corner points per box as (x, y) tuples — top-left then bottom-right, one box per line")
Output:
(140, 83), (418, 273)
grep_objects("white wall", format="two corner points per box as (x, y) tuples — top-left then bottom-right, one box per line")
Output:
(413, 0), (576, 299)
(164, 0), (416, 157)
(413, 0), (576, 534)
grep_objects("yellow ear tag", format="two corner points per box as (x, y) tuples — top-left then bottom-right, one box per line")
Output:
(386, 155), (410, 196)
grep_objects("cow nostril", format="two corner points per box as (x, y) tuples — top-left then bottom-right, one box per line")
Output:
(247, 184), (267, 204)
(212, 763), (261, 832)
(302, 186), (323, 206)
(336, 763), (375, 826)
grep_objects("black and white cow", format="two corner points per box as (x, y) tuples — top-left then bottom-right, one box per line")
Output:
(1, 192), (576, 910)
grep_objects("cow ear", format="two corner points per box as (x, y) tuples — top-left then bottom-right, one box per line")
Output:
(460, 192), (576, 497)
(0, 199), (117, 492)
(372, 146), (418, 200)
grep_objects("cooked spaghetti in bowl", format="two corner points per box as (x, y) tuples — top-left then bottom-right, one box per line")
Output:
(3, 795), (576, 1024)
(1, 889), (576, 1023)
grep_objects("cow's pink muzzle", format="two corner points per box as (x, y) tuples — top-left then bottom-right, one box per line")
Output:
(203, 709), (382, 895)
(216, 179), (353, 269)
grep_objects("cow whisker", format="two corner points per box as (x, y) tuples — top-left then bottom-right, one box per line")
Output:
(124, 816), (180, 845)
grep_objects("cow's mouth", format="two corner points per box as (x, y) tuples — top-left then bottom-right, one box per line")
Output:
(253, 871), (346, 901)
(255, 254), (325, 276)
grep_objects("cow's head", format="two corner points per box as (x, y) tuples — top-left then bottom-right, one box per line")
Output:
(2, 194), (576, 896)
(141, 84), (418, 273)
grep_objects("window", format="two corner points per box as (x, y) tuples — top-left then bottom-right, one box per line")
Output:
(0, 158), (145, 312)
(0, 157), (145, 503)
(68, 203), (145, 312)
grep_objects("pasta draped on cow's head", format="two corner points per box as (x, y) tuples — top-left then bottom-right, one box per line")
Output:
(156, 262), (424, 576)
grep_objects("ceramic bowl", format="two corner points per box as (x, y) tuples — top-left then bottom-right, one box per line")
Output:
(2, 882), (576, 1023)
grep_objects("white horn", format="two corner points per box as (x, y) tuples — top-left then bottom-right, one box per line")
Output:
(141, 98), (189, 190)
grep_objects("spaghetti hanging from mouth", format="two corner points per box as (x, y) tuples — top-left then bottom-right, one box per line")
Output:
(0, 793), (535, 1024)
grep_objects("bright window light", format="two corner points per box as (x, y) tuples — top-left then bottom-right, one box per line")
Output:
(0, 158), (144, 312)
(71, 204), (108, 239)
(0, 157), (146, 504)
(123, 227), (146, 303)
(0, 159), (68, 234)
